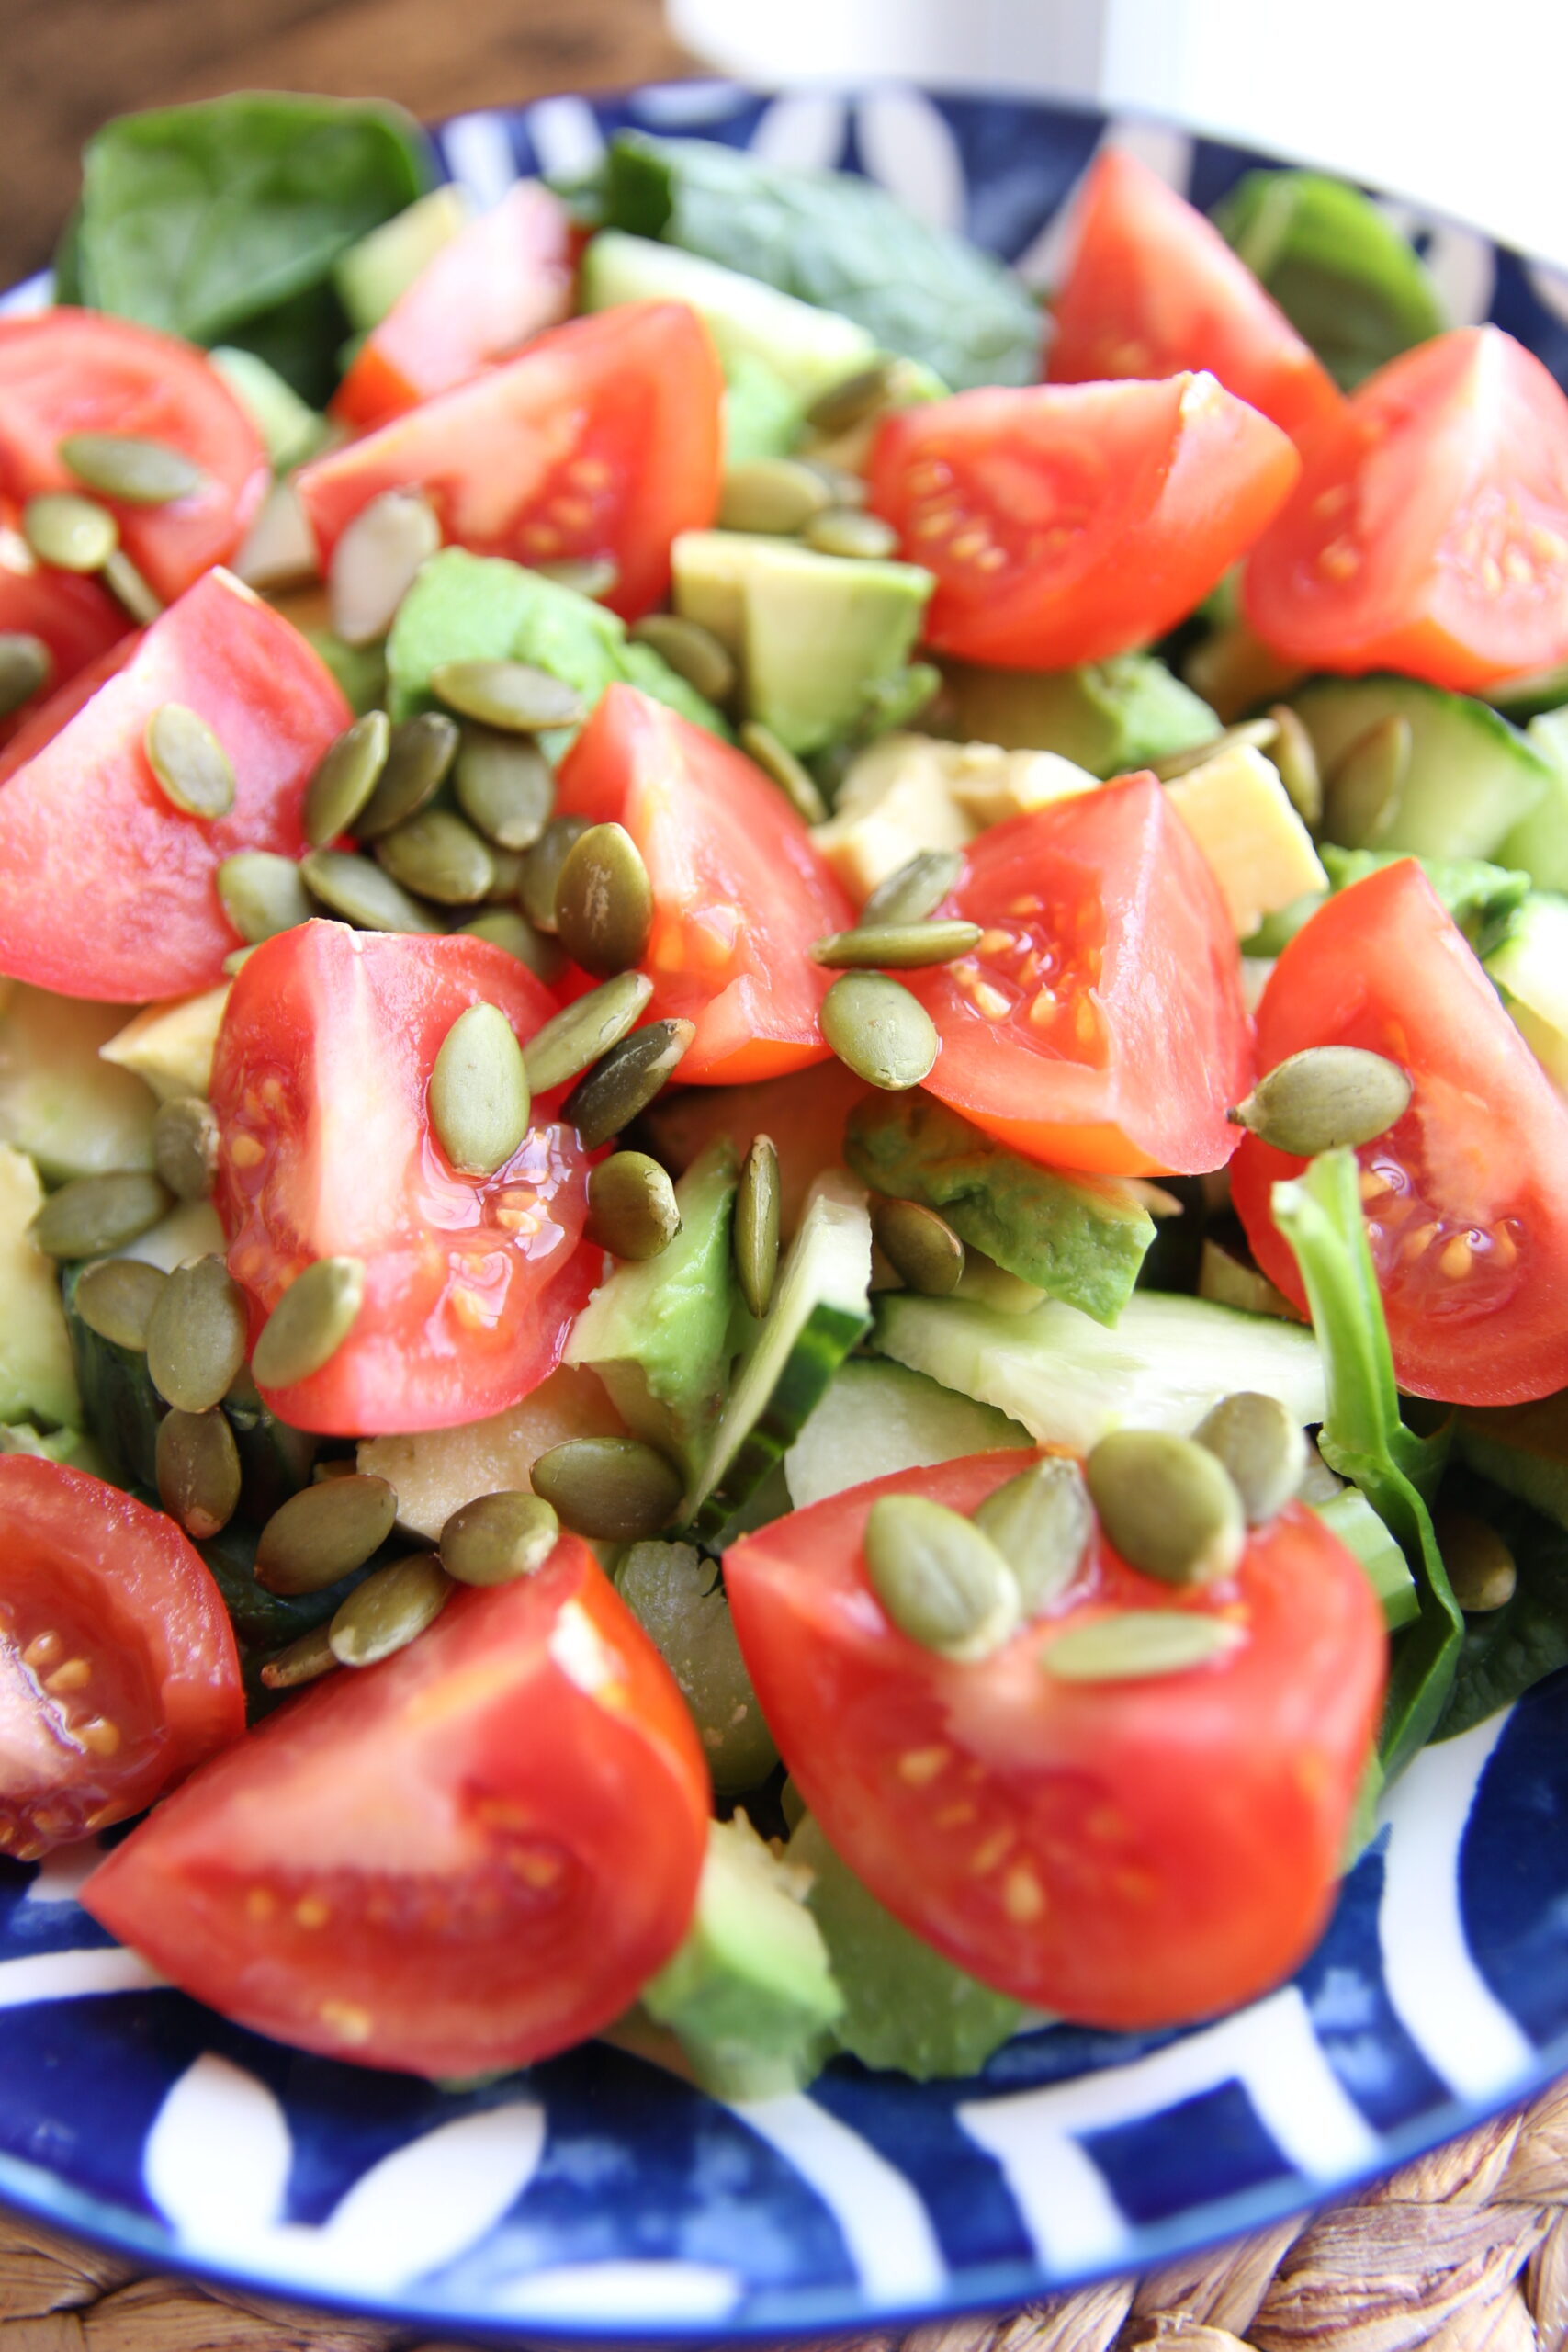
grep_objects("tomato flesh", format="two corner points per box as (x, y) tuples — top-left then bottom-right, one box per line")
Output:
(0, 541), (127, 747)
(1048, 148), (1344, 446)
(727, 1453), (1384, 2030)
(212, 922), (596, 1436)
(1243, 326), (1568, 691)
(866, 371), (1299, 669)
(553, 684), (854, 1083)
(298, 303), (723, 622)
(1232, 858), (1568, 1405)
(82, 1538), (710, 2078)
(0, 1456), (244, 1861)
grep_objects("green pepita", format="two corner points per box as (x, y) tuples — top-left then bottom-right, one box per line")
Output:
(222, 947), (257, 977)
(156, 1406), (243, 1539)
(871, 1196), (965, 1296)
(145, 1255), (249, 1413)
(439, 1490), (560, 1586)
(100, 548), (161, 625)
(719, 458), (832, 536)
(802, 508), (899, 562)
(455, 725), (555, 850)
(376, 808), (496, 906)
(587, 1151), (682, 1260)
(530, 1435), (683, 1542)
(629, 615), (737, 705)
(152, 1096), (220, 1202)
(329, 1552), (452, 1667)
(1228, 1045), (1413, 1157)
(259, 1624), (340, 1690)
(554, 821), (653, 977)
(1267, 703), (1323, 829)
(734, 1134), (781, 1319)
(975, 1456), (1093, 1616)
(328, 487), (440, 646)
(1435, 1507), (1518, 1614)
(73, 1256), (169, 1351)
(252, 1255), (366, 1390)
(820, 972), (939, 1091)
(354, 710), (459, 839)
(430, 658), (582, 732)
(739, 721), (829, 823)
(519, 814), (590, 932)
(864, 1492), (1020, 1661)
(302, 710), (390, 848)
(805, 358), (901, 437)
(485, 845), (525, 901)
(1324, 713), (1411, 848)
(523, 969), (654, 1095)
(812, 919), (981, 970)
(22, 492), (118, 573)
(144, 704), (236, 820)
(1151, 717), (1280, 783)
(460, 906), (565, 985)
(255, 1473), (400, 1595)
(1042, 1609), (1245, 1681)
(861, 849), (964, 929)
(532, 555), (619, 600)
(31, 1170), (172, 1259)
(1193, 1391), (1307, 1526)
(60, 430), (205, 506)
(0, 633), (51, 718)
(1085, 1429), (1247, 1587)
(300, 848), (441, 933)
(217, 851), (313, 944)
(562, 1016), (694, 1149)
(427, 1002), (531, 1176)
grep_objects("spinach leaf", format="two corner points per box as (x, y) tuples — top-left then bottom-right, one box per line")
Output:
(579, 133), (1041, 392)
(1437, 1469), (1568, 1739)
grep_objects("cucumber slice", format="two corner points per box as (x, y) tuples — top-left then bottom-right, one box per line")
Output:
(333, 183), (471, 332)
(682, 1171), (872, 1543)
(1485, 888), (1568, 1089)
(0, 1147), (79, 1430)
(1503, 707), (1568, 888)
(1313, 1487), (1418, 1629)
(1291, 676), (1553, 863)
(872, 1289), (1325, 1453)
(784, 1357), (1029, 1510)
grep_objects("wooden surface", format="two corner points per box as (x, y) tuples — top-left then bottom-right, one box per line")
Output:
(0, 0), (694, 286)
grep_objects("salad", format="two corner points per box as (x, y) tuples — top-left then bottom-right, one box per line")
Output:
(3, 92), (1568, 2095)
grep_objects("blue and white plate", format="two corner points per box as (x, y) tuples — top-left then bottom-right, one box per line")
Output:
(6, 81), (1568, 2346)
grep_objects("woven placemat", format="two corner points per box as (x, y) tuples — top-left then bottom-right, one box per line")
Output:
(5, 2077), (1566, 2352)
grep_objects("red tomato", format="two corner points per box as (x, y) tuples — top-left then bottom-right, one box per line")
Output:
(1232, 859), (1568, 1405)
(0, 311), (267, 604)
(1243, 328), (1568, 691)
(82, 1538), (710, 2077)
(1048, 149), (1344, 446)
(553, 684), (854, 1083)
(727, 1453), (1384, 2030)
(298, 304), (722, 622)
(907, 774), (1251, 1176)
(0, 569), (350, 1001)
(865, 371), (1298, 669)
(333, 181), (575, 432)
(0, 1456), (244, 1861)
(212, 922), (597, 1436)
(0, 535), (127, 746)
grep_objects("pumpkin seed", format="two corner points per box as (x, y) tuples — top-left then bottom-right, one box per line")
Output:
(554, 821), (653, 976)
(739, 721), (829, 822)
(1267, 703), (1323, 828)
(302, 710), (389, 848)
(60, 430), (206, 505)
(562, 1017), (694, 1148)
(376, 808), (496, 905)
(313, 1456), (358, 1483)
(455, 724), (554, 849)
(1228, 1045), (1412, 1157)
(532, 555), (619, 600)
(427, 1002), (531, 1176)
(218, 850), (313, 944)
(864, 1493), (1020, 1661)
(530, 1435), (683, 1542)
(31, 1170), (172, 1259)
(255, 1474), (400, 1595)
(1324, 714), (1411, 848)
(719, 458), (832, 536)
(144, 704), (236, 820)
(806, 357), (901, 437)
(156, 1406), (242, 1539)
(802, 507), (899, 561)
(734, 1134), (781, 1318)
(460, 906), (565, 985)
(300, 848), (441, 933)
(975, 1457), (1093, 1616)
(812, 918), (981, 970)
(100, 548), (161, 624)
(22, 492), (118, 573)
(145, 1255), (249, 1412)
(329, 1552), (452, 1668)
(1151, 717), (1280, 783)
(862, 848), (964, 929)
(1435, 1507), (1517, 1613)
(152, 1096), (220, 1202)
(1042, 1609), (1245, 1682)
(73, 1256), (168, 1351)
(820, 972), (939, 1091)
(486, 845), (525, 901)
(871, 1197), (964, 1295)
(523, 969), (654, 1095)
(0, 633), (51, 718)
(430, 658), (582, 732)
(222, 947), (256, 977)
(252, 1255), (366, 1389)
(587, 1151), (681, 1260)
(354, 710), (459, 838)
(328, 487), (440, 646)
(1085, 1429), (1246, 1587)
(439, 1490), (560, 1586)
(629, 615), (737, 705)
(259, 1624), (340, 1690)
(519, 814), (590, 932)
(1193, 1391), (1307, 1525)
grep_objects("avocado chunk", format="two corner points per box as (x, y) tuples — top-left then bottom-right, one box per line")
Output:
(931, 654), (1218, 777)
(1292, 676), (1552, 864)
(784, 1357), (1029, 1510)
(209, 346), (328, 470)
(723, 353), (807, 463)
(333, 182), (471, 331)
(0, 1148), (79, 1430)
(100, 985), (230, 1103)
(642, 1813), (843, 2100)
(0, 984), (159, 1183)
(846, 1091), (1154, 1328)
(1485, 890), (1568, 1091)
(616, 1540), (779, 1796)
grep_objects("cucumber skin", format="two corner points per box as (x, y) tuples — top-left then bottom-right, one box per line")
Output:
(684, 1299), (870, 1546)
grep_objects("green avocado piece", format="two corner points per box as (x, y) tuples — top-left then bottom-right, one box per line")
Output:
(333, 183), (471, 331)
(615, 1540), (779, 1796)
(0, 985), (158, 1183)
(932, 654), (1218, 777)
(1485, 890), (1568, 1091)
(1292, 676), (1552, 865)
(209, 346), (329, 470)
(784, 1357), (1030, 1510)
(1246, 846), (1533, 961)
(722, 354), (807, 463)
(845, 1091), (1154, 1327)
(1502, 707), (1568, 890)
(0, 1148), (80, 1430)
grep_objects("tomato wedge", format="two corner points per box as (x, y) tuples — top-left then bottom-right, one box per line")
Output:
(213, 922), (597, 1436)
(906, 774), (1251, 1175)
(0, 1456), (244, 1861)
(0, 569), (349, 1001)
(1048, 149), (1344, 446)
(0, 536), (126, 746)
(333, 180), (575, 432)
(298, 303), (723, 622)
(553, 684), (854, 1083)
(82, 1537), (710, 2077)
(1242, 326), (1568, 691)
(1232, 859), (1568, 1406)
(0, 310), (267, 604)
(865, 371), (1298, 669)
(727, 1453), (1383, 2030)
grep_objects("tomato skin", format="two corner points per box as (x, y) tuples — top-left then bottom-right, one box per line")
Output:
(0, 1456), (245, 1861)
(1048, 149), (1344, 446)
(298, 303), (723, 622)
(0, 544), (127, 746)
(1232, 859), (1568, 1406)
(553, 684), (854, 1083)
(82, 1538), (710, 2077)
(333, 181), (575, 431)
(0, 311), (267, 604)
(865, 371), (1299, 669)
(727, 1453), (1384, 2030)
(1243, 327), (1568, 691)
